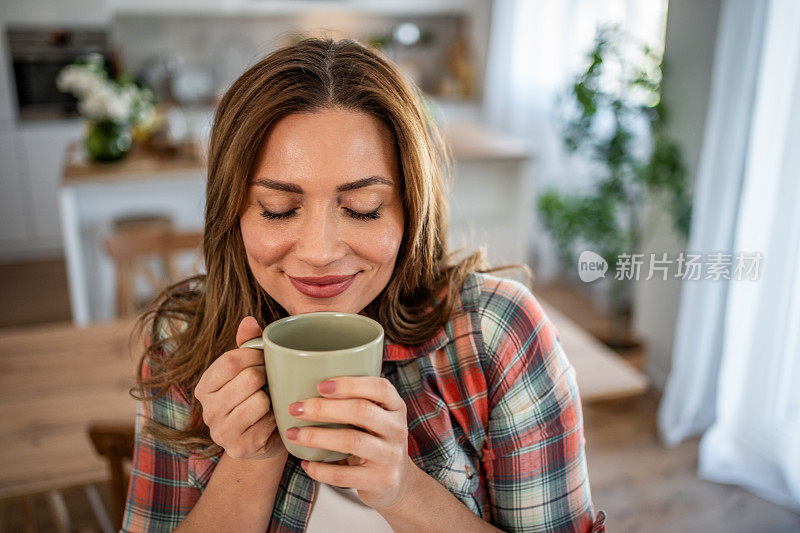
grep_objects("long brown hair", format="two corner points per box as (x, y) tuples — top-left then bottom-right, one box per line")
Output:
(131, 36), (531, 454)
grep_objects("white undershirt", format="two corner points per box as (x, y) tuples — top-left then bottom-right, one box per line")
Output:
(305, 482), (394, 532)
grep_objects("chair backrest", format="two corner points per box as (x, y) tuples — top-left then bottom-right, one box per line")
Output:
(87, 422), (136, 530)
(104, 219), (204, 318)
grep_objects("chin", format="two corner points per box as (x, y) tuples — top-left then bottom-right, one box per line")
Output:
(290, 300), (358, 315)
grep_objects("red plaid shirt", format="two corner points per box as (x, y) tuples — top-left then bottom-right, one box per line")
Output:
(123, 272), (606, 531)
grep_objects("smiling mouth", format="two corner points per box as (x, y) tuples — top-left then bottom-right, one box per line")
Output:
(288, 273), (358, 298)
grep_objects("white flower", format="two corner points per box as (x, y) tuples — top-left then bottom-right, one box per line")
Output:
(56, 64), (107, 99)
(108, 91), (132, 123)
(58, 54), (155, 126)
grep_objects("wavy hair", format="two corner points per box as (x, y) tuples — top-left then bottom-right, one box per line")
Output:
(131, 36), (531, 454)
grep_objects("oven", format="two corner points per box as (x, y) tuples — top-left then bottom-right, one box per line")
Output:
(6, 26), (117, 120)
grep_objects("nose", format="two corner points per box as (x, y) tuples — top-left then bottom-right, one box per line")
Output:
(293, 204), (347, 268)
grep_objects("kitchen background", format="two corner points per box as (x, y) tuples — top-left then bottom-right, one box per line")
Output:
(2, 0), (800, 531)
(2, 0), (536, 329)
(0, 0), (493, 258)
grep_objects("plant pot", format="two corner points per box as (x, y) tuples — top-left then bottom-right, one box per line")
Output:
(85, 119), (132, 162)
(604, 277), (637, 349)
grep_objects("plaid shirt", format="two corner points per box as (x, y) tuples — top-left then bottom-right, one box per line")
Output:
(123, 272), (607, 532)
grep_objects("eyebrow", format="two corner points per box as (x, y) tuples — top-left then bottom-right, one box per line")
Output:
(253, 175), (393, 194)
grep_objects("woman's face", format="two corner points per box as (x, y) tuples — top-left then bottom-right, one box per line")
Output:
(239, 108), (405, 316)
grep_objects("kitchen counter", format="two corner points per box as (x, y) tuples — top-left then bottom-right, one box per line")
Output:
(59, 144), (207, 326)
(442, 122), (532, 162)
(59, 117), (534, 325)
(61, 140), (206, 185)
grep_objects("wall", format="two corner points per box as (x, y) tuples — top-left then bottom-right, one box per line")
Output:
(634, 0), (722, 390)
(112, 12), (476, 102)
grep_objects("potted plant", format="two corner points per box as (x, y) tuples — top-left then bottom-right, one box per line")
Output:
(538, 25), (691, 348)
(57, 53), (158, 162)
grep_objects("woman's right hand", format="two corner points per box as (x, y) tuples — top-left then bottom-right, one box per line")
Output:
(194, 316), (287, 460)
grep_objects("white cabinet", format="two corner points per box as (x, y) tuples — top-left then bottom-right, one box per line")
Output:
(440, 117), (535, 283)
(61, 172), (206, 325)
(449, 157), (533, 283)
(0, 2), (105, 260)
(0, 129), (31, 247)
(0, 121), (84, 259)
(18, 121), (85, 246)
(0, 25), (17, 122)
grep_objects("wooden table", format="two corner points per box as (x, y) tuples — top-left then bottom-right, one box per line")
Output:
(0, 318), (141, 530)
(539, 300), (649, 402)
(0, 300), (645, 528)
(0, 302), (646, 500)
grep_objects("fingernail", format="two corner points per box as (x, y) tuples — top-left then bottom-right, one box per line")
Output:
(286, 427), (299, 440)
(319, 380), (336, 394)
(288, 402), (304, 416)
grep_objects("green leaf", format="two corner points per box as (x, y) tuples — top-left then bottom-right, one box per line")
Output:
(544, 23), (694, 267)
(574, 82), (597, 116)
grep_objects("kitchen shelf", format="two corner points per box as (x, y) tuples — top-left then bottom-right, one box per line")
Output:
(61, 141), (205, 185)
(109, 0), (478, 17)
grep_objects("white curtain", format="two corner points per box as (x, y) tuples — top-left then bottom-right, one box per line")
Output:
(658, 0), (800, 512)
(482, 0), (668, 280)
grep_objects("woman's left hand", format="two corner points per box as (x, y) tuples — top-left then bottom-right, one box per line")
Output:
(286, 376), (415, 510)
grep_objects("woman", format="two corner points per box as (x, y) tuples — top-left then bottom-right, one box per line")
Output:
(123, 37), (606, 532)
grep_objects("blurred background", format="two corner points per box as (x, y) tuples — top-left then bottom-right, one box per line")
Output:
(1, 0), (798, 531)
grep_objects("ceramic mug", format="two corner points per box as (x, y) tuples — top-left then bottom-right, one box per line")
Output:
(240, 311), (384, 462)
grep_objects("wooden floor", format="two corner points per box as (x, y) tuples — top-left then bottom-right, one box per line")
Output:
(0, 258), (72, 328)
(582, 393), (800, 532)
(1, 259), (798, 532)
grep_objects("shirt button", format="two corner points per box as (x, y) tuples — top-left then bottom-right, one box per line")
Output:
(464, 464), (474, 479)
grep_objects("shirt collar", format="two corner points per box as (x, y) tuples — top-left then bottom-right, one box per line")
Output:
(379, 285), (452, 362)
(383, 324), (450, 361)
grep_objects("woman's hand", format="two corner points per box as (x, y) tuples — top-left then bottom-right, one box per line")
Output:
(194, 316), (286, 461)
(286, 376), (415, 510)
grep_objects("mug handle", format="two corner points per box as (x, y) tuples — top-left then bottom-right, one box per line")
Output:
(240, 337), (269, 396)
(240, 337), (264, 350)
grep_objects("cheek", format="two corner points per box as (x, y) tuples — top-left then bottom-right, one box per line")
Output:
(240, 219), (289, 265)
(350, 220), (403, 263)
(376, 227), (403, 256)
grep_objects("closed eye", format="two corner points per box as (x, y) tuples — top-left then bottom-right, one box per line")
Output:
(258, 205), (383, 221)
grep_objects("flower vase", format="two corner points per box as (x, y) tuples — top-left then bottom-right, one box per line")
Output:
(85, 119), (132, 162)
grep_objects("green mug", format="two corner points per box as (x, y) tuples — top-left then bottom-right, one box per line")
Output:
(240, 311), (384, 462)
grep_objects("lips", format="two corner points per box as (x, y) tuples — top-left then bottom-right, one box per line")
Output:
(290, 274), (356, 285)
(288, 273), (358, 298)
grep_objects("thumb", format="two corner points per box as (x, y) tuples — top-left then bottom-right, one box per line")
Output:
(236, 315), (263, 348)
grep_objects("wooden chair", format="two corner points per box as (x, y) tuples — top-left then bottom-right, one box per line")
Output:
(86, 422), (136, 531)
(92, 216), (201, 528)
(104, 215), (204, 318)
